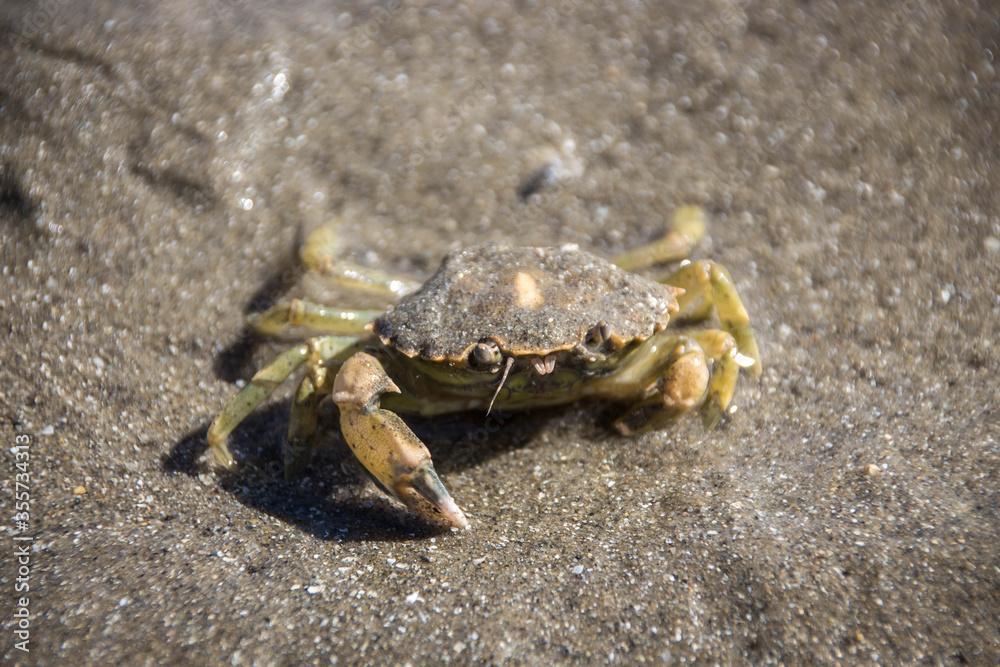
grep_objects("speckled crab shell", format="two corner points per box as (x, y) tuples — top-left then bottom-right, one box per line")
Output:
(374, 243), (683, 363)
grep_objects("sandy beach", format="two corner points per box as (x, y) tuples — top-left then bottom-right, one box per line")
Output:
(1, 1), (998, 663)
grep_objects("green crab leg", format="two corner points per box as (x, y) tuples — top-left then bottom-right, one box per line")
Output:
(687, 329), (741, 429)
(249, 299), (383, 337)
(301, 224), (421, 300)
(207, 336), (360, 467)
(662, 259), (762, 378)
(332, 351), (469, 529)
(613, 205), (707, 271)
(610, 327), (745, 434)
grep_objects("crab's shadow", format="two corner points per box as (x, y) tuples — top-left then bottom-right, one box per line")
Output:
(166, 401), (549, 541)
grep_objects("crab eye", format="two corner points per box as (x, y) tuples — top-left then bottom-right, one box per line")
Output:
(587, 321), (613, 345)
(469, 341), (502, 371)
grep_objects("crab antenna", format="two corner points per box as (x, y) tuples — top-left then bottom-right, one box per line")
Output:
(487, 356), (515, 416)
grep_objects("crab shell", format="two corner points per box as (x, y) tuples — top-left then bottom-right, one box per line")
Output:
(374, 243), (683, 364)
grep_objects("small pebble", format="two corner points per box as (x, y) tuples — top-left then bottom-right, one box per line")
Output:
(571, 564), (584, 575)
(866, 464), (881, 477)
(73, 486), (87, 495)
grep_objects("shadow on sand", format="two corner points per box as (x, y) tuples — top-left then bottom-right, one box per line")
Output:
(165, 399), (550, 542)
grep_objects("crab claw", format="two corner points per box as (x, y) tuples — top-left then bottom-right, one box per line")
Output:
(395, 459), (469, 530)
(333, 352), (469, 529)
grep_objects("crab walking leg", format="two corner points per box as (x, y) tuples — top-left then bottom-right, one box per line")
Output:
(207, 336), (360, 467)
(332, 351), (469, 529)
(301, 224), (421, 300)
(250, 299), (383, 336)
(662, 260), (763, 377)
(613, 205), (707, 271)
(686, 329), (741, 429)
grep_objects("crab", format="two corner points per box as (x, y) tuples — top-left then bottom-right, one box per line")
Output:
(207, 206), (761, 530)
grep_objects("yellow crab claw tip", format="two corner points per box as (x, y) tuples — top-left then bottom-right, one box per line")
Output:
(400, 461), (469, 530)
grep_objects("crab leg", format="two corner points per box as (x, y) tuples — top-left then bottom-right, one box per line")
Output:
(250, 299), (382, 336)
(686, 329), (742, 429)
(662, 259), (762, 377)
(613, 205), (707, 271)
(301, 223), (421, 300)
(207, 336), (360, 467)
(610, 327), (744, 434)
(332, 351), (469, 529)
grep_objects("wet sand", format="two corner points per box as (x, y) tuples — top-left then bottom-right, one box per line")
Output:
(1, 0), (998, 663)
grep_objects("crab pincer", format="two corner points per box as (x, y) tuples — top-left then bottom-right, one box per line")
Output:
(332, 351), (469, 529)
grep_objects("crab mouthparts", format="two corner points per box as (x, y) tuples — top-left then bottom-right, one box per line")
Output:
(530, 354), (557, 375)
